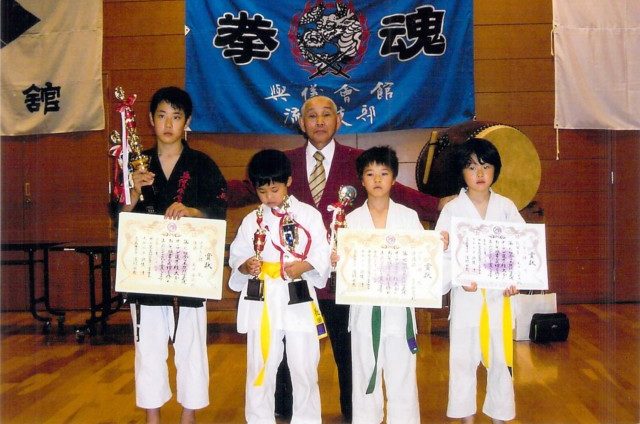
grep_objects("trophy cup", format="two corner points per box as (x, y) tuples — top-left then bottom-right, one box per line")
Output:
(245, 208), (267, 301)
(281, 211), (313, 305)
(110, 86), (150, 203)
(328, 185), (357, 292)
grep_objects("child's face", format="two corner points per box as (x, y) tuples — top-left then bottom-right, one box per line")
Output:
(256, 178), (292, 209)
(149, 100), (190, 146)
(463, 154), (495, 193)
(361, 162), (395, 198)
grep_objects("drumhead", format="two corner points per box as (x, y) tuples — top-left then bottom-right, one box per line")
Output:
(416, 121), (541, 210)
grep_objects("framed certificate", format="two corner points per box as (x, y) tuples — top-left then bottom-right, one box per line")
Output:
(335, 229), (443, 308)
(115, 212), (227, 299)
(450, 217), (548, 290)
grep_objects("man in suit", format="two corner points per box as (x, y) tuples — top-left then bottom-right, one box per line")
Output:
(228, 95), (447, 422)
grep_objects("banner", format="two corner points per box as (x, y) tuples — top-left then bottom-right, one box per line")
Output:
(186, 0), (474, 134)
(553, 0), (640, 130)
(1, 0), (104, 136)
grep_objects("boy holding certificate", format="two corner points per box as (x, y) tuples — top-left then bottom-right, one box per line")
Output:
(435, 138), (521, 423)
(123, 87), (227, 423)
(228, 149), (330, 424)
(336, 146), (446, 424)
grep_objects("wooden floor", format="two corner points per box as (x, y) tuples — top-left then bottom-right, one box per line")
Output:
(0, 303), (638, 424)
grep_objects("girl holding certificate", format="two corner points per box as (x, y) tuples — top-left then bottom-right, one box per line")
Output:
(435, 138), (522, 424)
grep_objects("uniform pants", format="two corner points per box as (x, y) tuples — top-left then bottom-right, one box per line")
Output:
(246, 329), (321, 424)
(130, 304), (209, 410)
(447, 326), (515, 421)
(351, 330), (419, 424)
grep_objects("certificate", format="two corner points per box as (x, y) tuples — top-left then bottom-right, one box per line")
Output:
(450, 217), (548, 290)
(115, 212), (227, 299)
(335, 229), (443, 308)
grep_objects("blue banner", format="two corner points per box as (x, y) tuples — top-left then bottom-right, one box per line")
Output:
(186, 0), (474, 134)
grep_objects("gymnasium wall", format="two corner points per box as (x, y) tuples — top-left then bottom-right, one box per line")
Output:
(1, 0), (638, 311)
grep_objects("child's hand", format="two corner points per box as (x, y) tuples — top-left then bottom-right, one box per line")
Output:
(330, 251), (340, 267)
(503, 284), (519, 297)
(284, 260), (313, 280)
(241, 257), (261, 276)
(165, 202), (201, 219)
(440, 231), (449, 251)
(462, 282), (478, 292)
(130, 168), (155, 196)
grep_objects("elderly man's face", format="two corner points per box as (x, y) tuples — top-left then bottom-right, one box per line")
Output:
(299, 96), (342, 149)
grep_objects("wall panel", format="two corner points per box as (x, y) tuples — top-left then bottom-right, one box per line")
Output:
(103, 35), (184, 70)
(2, 0), (638, 312)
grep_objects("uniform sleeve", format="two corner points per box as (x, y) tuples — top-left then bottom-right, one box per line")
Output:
(228, 214), (256, 292)
(196, 155), (228, 220)
(406, 207), (424, 230)
(435, 203), (454, 295)
(390, 183), (440, 222)
(505, 198), (525, 224)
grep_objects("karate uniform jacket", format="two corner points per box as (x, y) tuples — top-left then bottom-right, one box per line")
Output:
(228, 195), (331, 333)
(125, 141), (227, 307)
(435, 189), (524, 330)
(346, 200), (423, 337)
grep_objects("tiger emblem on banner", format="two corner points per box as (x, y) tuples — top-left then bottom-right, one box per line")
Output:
(289, 0), (369, 79)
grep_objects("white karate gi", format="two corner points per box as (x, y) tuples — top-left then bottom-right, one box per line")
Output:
(130, 304), (209, 410)
(346, 200), (422, 424)
(229, 195), (330, 424)
(435, 188), (524, 421)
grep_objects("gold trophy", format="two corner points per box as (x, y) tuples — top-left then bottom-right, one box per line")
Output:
(110, 86), (150, 202)
(245, 207), (267, 301)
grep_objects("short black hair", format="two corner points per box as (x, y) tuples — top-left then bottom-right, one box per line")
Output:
(248, 149), (292, 188)
(150, 86), (193, 119)
(453, 137), (502, 189)
(356, 145), (399, 179)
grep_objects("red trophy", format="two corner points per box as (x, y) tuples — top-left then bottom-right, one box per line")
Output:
(245, 207), (267, 301)
(109, 86), (150, 204)
(328, 185), (357, 292)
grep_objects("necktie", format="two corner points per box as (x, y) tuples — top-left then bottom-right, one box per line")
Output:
(309, 151), (326, 206)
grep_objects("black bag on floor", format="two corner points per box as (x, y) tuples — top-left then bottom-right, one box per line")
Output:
(529, 312), (569, 343)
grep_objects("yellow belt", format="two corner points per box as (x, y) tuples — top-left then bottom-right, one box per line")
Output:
(253, 262), (327, 386)
(480, 289), (513, 375)
(253, 262), (280, 387)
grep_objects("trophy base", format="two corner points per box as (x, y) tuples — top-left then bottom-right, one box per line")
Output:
(288, 280), (312, 304)
(329, 271), (337, 294)
(244, 278), (264, 301)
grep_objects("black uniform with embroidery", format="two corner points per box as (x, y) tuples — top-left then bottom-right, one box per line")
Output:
(127, 141), (227, 308)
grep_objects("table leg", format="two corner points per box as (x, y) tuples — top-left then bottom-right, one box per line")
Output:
(42, 248), (65, 321)
(27, 249), (51, 326)
(86, 253), (98, 332)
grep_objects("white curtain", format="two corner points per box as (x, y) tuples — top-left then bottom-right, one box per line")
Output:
(1, 0), (104, 136)
(553, 0), (640, 130)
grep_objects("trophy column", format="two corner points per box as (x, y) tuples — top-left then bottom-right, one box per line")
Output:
(245, 209), (266, 301)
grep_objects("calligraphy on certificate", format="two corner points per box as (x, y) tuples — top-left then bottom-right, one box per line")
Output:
(450, 217), (548, 290)
(336, 229), (443, 308)
(116, 212), (227, 299)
